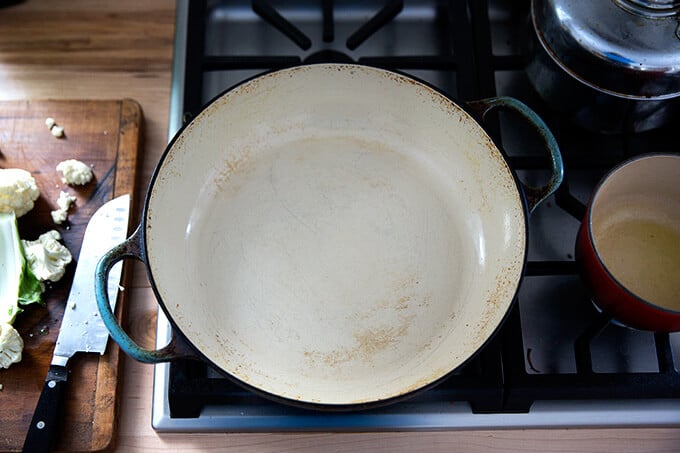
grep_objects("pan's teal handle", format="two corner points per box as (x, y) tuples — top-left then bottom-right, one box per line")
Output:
(95, 225), (194, 363)
(467, 96), (564, 214)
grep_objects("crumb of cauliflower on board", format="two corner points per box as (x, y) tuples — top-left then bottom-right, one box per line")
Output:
(50, 190), (77, 224)
(51, 125), (65, 138)
(56, 159), (93, 186)
(0, 168), (40, 218)
(45, 117), (65, 137)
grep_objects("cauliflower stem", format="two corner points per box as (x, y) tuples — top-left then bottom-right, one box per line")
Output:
(0, 212), (43, 326)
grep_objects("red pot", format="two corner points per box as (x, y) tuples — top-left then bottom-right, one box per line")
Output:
(576, 153), (680, 332)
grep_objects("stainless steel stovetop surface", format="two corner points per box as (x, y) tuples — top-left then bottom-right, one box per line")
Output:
(152, 0), (680, 431)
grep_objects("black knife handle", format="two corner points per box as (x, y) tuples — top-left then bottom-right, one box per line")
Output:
(22, 364), (68, 453)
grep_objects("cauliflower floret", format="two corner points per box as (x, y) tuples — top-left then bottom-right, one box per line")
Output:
(50, 190), (77, 224)
(0, 168), (40, 218)
(21, 230), (72, 282)
(0, 322), (23, 369)
(56, 159), (93, 186)
(50, 209), (67, 225)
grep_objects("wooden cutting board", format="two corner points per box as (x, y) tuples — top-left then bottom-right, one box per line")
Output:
(0, 100), (142, 452)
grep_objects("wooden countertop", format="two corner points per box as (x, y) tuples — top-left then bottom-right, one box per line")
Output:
(0, 1), (678, 451)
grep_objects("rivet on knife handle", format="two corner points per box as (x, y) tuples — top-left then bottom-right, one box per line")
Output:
(22, 365), (68, 453)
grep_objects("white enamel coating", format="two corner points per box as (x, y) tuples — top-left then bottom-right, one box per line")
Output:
(146, 64), (526, 405)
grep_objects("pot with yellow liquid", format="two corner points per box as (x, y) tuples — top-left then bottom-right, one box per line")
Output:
(576, 153), (680, 331)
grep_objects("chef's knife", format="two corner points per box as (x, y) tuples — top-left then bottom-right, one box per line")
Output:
(22, 194), (130, 453)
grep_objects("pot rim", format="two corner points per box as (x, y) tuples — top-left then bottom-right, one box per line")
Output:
(141, 63), (536, 410)
(586, 152), (680, 318)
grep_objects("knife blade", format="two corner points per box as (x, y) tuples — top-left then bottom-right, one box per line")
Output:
(22, 194), (130, 453)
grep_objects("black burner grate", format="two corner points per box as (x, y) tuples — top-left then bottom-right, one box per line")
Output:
(167, 0), (680, 419)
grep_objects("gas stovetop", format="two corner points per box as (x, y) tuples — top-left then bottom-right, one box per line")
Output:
(152, 0), (680, 431)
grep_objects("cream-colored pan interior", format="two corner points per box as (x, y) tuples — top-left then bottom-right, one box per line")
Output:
(146, 64), (526, 405)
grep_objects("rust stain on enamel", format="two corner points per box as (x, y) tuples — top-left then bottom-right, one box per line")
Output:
(211, 148), (255, 194)
(303, 272), (427, 367)
(304, 312), (417, 368)
(474, 263), (521, 344)
(353, 315), (416, 357)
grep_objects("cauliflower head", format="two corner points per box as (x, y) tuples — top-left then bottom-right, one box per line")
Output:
(56, 159), (93, 186)
(22, 230), (73, 282)
(0, 168), (40, 218)
(0, 322), (23, 369)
